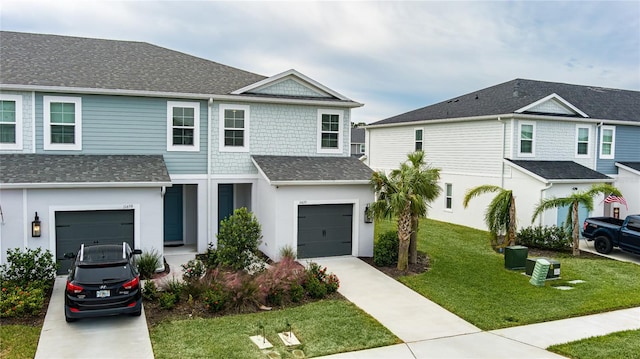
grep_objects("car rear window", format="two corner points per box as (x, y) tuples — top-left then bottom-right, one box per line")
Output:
(74, 264), (133, 284)
(80, 245), (127, 264)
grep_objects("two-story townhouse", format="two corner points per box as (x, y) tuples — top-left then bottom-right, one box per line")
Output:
(365, 79), (640, 233)
(0, 31), (374, 272)
(350, 127), (366, 156)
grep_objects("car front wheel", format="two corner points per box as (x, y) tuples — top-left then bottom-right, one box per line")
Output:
(594, 236), (613, 254)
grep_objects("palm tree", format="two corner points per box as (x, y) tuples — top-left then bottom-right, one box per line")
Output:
(370, 151), (441, 270)
(532, 184), (623, 256)
(462, 185), (516, 248)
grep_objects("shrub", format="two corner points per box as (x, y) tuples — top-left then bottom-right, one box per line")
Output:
(304, 275), (327, 299)
(160, 278), (184, 298)
(325, 273), (340, 294)
(202, 285), (228, 313)
(0, 283), (45, 317)
(517, 225), (572, 251)
(222, 271), (259, 311)
(142, 280), (159, 301)
(0, 248), (57, 288)
(181, 259), (205, 282)
(374, 230), (398, 267)
(158, 292), (178, 310)
(137, 249), (161, 279)
(201, 243), (220, 269)
(302, 262), (338, 298)
(289, 283), (304, 303)
(255, 257), (305, 304)
(216, 207), (263, 271)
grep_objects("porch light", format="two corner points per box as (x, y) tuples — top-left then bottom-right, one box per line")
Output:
(364, 204), (373, 223)
(32, 212), (41, 237)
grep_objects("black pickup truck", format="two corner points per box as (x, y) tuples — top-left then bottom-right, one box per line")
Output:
(582, 214), (640, 255)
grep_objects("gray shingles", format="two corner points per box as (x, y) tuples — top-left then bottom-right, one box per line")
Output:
(506, 159), (612, 181)
(618, 162), (640, 171)
(0, 154), (171, 184)
(0, 31), (266, 95)
(372, 79), (640, 125)
(252, 155), (373, 182)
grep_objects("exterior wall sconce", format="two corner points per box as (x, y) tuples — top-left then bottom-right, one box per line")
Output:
(32, 212), (41, 237)
(364, 204), (373, 223)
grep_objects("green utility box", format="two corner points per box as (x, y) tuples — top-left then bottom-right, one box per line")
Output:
(504, 245), (528, 270)
(526, 257), (560, 279)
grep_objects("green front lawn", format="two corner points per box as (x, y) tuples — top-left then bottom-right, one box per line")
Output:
(376, 219), (640, 330)
(0, 324), (41, 359)
(548, 329), (640, 358)
(149, 299), (400, 359)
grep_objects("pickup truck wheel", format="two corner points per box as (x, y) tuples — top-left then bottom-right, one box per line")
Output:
(594, 236), (613, 254)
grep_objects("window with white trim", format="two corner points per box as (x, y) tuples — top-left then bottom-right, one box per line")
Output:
(518, 122), (535, 156)
(415, 129), (423, 151)
(445, 183), (453, 210)
(575, 125), (591, 157)
(599, 125), (615, 159)
(359, 143), (365, 154)
(44, 96), (82, 151)
(167, 101), (200, 152)
(317, 109), (343, 153)
(219, 104), (249, 152)
(0, 94), (23, 150)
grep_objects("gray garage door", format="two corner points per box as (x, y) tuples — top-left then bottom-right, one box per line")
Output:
(55, 210), (134, 274)
(297, 204), (352, 258)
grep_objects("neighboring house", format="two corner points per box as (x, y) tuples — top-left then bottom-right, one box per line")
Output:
(0, 31), (374, 272)
(350, 127), (366, 156)
(365, 79), (640, 232)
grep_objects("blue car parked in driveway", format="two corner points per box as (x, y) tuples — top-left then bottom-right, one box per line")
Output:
(64, 243), (143, 322)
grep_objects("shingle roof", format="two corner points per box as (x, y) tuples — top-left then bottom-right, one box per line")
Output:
(252, 155), (373, 183)
(505, 160), (612, 181)
(351, 128), (365, 143)
(0, 31), (266, 95)
(617, 162), (640, 172)
(372, 79), (640, 125)
(0, 154), (171, 185)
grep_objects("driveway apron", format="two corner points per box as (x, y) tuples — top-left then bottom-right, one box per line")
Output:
(35, 276), (154, 359)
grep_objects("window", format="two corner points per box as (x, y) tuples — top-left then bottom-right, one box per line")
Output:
(445, 183), (453, 210)
(576, 125), (591, 157)
(599, 126), (615, 159)
(167, 101), (200, 152)
(0, 94), (22, 150)
(518, 122), (535, 156)
(44, 96), (82, 150)
(359, 143), (365, 154)
(219, 104), (249, 152)
(415, 129), (423, 151)
(317, 109), (343, 153)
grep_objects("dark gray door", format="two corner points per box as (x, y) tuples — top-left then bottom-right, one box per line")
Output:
(164, 185), (183, 244)
(297, 204), (352, 258)
(55, 210), (134, 274)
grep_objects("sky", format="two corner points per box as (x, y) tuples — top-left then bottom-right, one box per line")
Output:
(2, 0), (639, 124)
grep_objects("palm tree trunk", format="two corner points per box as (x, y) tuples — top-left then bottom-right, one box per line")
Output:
(409, 215), (418, 264)
(508, 196), (516, 246)
(397, 207), (412, 271)
(572, 202), (580, 256)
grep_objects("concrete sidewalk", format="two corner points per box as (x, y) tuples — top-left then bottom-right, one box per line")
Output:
(312, 256), (638, 359)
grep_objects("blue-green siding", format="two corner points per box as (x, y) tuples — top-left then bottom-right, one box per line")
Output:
(34, 93), (208, 174)
(596, 125), (640, 174)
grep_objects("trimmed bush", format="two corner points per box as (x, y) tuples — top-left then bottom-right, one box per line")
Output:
(216, 207), (263, 271)
(374, 230), (398, 267)
(517, 225), (572, 251)
(137, 249), (161, 279)
(289, 283), (304, 303)
(1, 248), (57, 288)
(0, 283), (45, 317)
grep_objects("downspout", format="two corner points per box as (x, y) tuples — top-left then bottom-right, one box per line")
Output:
(595, 122), (603, 170)
(498, 117), (505, 188)
(207, 97), (213, 250)
(539, 182), (554, 226)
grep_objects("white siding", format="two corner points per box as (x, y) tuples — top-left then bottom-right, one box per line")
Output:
(616, 168), (640, 217)
(366, 126), (414, 171)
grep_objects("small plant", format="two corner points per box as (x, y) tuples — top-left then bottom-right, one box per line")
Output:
(279, 245), (297, 260)
(137, 249), (161, 279)
(181, 259), (205, 282)
(304, 275), (327, 299)
(374, 230), (398, 267)
(161, 278), (184, 298)
(142, 280), (159, 301)
(222, 271), (259, 311)
(265, 288), (284, 306)
(325, 273), (340, 294)
(0, 247), (57, 288)
(289, 283), (304, 303)
(0, 283), (45, 318)
(202, 285), (228, 312)
(202, 243), (220, 269)
(158, 292), (178, 310)
(216, 207), (263, 271)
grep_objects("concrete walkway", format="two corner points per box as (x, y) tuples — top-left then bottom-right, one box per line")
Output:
(579, 238), (640, 265)
(312, 256), (640, 359)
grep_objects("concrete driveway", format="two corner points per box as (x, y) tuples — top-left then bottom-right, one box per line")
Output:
(580, 238), (640, 264)
(35, 276), (154, 359)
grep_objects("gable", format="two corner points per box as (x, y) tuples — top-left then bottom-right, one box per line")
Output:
(250, 78), (331, 98)
(515, 93), (588, 117)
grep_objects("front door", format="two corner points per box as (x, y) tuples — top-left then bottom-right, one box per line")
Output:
(164, 185), (183, 245)
(218, 184), (234, 224)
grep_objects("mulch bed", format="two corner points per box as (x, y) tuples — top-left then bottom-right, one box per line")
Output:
(359, 252), (430, 280)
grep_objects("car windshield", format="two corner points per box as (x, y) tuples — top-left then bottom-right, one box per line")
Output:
(74, 264), (132, 284)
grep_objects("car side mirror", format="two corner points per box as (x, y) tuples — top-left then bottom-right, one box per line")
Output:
(132, 249), (142, 255)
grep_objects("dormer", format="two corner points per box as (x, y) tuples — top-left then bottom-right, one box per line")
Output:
(515, 93), (589, 117)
